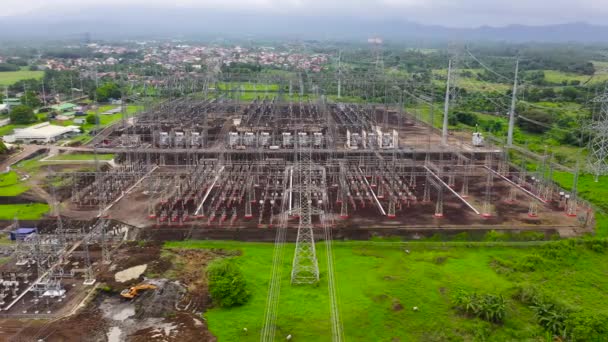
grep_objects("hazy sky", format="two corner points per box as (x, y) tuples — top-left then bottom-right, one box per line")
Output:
(0, 0), (606, 27)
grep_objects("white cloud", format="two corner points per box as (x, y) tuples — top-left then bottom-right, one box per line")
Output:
(0, 0), (606, 26)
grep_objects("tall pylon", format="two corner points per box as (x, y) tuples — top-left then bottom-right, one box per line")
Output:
(588, 90), (608, 181)
(337, 50), (342, 99)
(291, 133), (319, 285)
(507, 59), (520, 146)
(442, 59), (452, 146)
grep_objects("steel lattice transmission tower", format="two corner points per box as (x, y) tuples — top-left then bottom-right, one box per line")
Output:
(291, 136), (320, 284)
(588, 91), (608, 181)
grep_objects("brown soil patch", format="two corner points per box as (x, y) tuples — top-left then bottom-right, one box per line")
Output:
(392, 300), (404, 312)
(129, 312), (217, 342)
(163, 248), (240, 312)
(6, 307), (107, 341)
(97, 241), (163, 289)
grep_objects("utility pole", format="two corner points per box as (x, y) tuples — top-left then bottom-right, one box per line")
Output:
(291, 128), (320, 285)
(441, 60), (452, 146)
(337, 50), (342, 99)
(588, 89), (608, 181)
(507, 59), (519, 146)
(41, 78), (47, 107)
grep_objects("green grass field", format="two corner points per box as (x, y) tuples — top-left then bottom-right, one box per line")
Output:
(0, 203), (49, 220)
(0, 171), (29, 196)
(432, 68), (511, 92)
(217, 82), (280, 92)
(0, 67), (44, 86)
(542, 70), (608, 85)
(0, 124), (28, 137)
(49, 153), (114, 161)
(553, 171), (608, 237)
(165, 240), (608, 341)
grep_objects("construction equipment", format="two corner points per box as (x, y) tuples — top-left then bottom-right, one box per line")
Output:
(120, 283), (157, 299)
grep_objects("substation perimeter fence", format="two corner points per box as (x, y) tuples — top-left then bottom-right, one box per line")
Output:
(0, 312), (59, 319)
(489, 135), (597, 232)
(328, 239), (600, 250)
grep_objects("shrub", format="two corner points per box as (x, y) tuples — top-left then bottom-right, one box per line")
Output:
(517, 109), (553, 133)
(514, 254), (545, 272)
(582, 238), (607, 253)
(86, 114), (98, 125)
(483, 230), (508, 242)
(452, 289), (506, 323)
(515, 280), (608, 338)
(10, 105), (37, 124)
(567, 312), (608, 341)
(531, 302), (569, 338)
(207, 259), (250, 307)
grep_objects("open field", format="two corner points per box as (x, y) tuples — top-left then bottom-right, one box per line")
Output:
(217, 82), (280, 92)
(0, 203), (49, 220)
(0, 124), (27, 137)
(542, 69), (608, 85)
(432, 68), (511, 92)
(50, 153), (114, 161)
(0, 105), (143, 138)
(0, 171), (29, 196)
(166, 239), (608, 341)
(553, 172), (608, 237)
(0, 67), (44, 86)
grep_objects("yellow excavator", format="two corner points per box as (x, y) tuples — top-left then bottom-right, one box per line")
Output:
(120, 283), (157, 299)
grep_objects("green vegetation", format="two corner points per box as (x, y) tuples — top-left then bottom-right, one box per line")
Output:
(207, 258), (251, 307)
(543, 69), (608, 85)
(20, 91), (42, 108)
(165, 240), (608, 341)
(552, 172), (608, 237)
(0, 203), (49, 220)
(216, 82), (280, 92)
(452, 290), (506, 323)
(49, 153), (114, 161)
(95, 82), (122, 102)
(0, 171), (29, 196)
(0, 67), (43, 86)
(9, 105), (36, 124)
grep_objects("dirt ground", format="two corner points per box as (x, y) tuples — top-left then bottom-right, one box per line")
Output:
(0, 241), (232, 341)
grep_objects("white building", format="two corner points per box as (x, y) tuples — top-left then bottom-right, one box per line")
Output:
(3, 122), (80, 144)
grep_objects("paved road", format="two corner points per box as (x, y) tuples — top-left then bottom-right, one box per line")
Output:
(0, 145), (46, 172)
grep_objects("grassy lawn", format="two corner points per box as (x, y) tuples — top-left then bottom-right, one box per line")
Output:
(165, 240), (608, 341)
(0, 171), (29, 196)
(542, 70), (608, 85)
(47, 105), (143, 133)
(432, 68), (511, 92)
(0, 124), (28, 136)
(12, 155), (46, 174)
(405, 103), (449, 128)
(0, 234), (13, 246)
(553, 171), (608, 237)
(217, 82), (280, 92)
(0, 105), (141, 138)
(0, 203), (49, 220)
(49, 153), (114, 161)
(0, 67), (44, 86)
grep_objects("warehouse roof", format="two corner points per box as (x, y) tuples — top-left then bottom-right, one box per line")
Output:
(52, 103), (77, 111)
(12, 122), (79, 139)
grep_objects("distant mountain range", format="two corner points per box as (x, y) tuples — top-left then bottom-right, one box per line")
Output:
(1, 7), (607, 43)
